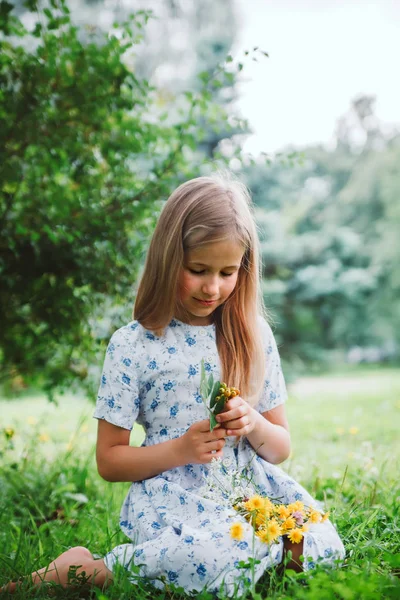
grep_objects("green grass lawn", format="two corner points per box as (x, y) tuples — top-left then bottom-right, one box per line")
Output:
(1, 367), (399, 599)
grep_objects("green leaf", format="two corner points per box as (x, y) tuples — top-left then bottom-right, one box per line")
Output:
(209, 380), (222, 409)
(207, 372), (214, 393)
(209, 413), (218, 431)
(32, 22), (42, 37)
(0, 1), (13, 21)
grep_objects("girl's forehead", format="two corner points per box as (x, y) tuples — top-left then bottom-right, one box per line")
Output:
(186, 240), (244, 267)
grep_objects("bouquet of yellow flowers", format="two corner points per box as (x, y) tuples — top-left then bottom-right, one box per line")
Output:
(199, 457), (329, 547)
(230, 495), (329, 545)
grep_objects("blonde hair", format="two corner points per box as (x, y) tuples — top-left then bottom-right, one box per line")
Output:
(134, 172), (267, 405)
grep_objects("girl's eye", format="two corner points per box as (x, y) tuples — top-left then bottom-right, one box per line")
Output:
(189, 269), (233, 277)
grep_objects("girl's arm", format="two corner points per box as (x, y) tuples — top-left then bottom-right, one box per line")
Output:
(215, 400), (291, 464)
(96, 418), (227, 482)
(245, 404), (291, 464)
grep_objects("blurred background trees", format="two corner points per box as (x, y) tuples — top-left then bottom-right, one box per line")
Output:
(244, 95), (400, 372)
(1, 0), (399, 398)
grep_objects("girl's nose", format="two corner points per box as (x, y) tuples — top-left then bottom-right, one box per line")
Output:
(202, 276), (219, 297)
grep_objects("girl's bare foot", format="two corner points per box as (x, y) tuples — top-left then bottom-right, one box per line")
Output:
(1, 546), (113, 594)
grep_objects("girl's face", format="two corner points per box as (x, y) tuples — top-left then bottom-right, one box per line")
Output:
(176, 240), (244, 326)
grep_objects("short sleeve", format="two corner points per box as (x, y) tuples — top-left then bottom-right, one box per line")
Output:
(93, 328), (140, 430)
(256, 317), (288, 413)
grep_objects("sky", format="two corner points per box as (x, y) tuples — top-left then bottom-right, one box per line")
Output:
(235, 0), (400, 154)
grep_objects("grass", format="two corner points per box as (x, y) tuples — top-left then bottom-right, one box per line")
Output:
(0, 367), (399, 599)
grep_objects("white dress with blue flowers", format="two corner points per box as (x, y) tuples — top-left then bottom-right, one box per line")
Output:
(93, 317), (345, 594)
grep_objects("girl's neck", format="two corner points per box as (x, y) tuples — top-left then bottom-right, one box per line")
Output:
(172, 315), (215, 327)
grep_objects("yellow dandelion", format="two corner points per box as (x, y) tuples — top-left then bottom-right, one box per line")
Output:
(255, 511), (267, 529)
(276, 504), (291, 520)
(38, 433), (50, 442)
(289, 500), (305, 513)
(287, 528), (304, 544)
(27, 416), (37, 425)
(309, 510), (322, 524)
(230, 522), (244, 541)
(263, 497), (274, 512)
(267, 519), (282, 540)
(301, 525), (309, 533)
(256, 528), (268, 543)
(4, 427), (15, 439)
(282, 517), (296, 531)
(336, 427), (345, 435)
(321, 511), (330, 522)
(244, 495), (265, 511)
(349, 427), (359, 435)
(257, 527), (279, 544)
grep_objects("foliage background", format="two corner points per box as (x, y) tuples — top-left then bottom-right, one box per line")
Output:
(0, 0), (250, 397)
(1, 0), (399, 395)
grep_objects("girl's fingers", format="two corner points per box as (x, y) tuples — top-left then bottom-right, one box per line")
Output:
(226, 421), (255, 436)
(205, 439), (225, 452)
(224, 417), (249, 432)
(191, 419), (216, 433)
(217, 405), (248, 424)
(224, 397), (242, 411)
(205, 448), (224, 462)
(205, 428), (226, 442)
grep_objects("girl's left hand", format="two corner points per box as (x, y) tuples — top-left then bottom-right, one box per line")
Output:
(215, 396), (258, 437)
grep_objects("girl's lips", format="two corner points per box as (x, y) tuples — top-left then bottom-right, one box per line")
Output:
(195, 298), (217, 306)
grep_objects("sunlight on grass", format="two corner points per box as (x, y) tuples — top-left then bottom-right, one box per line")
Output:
(285, 368), (400, 478)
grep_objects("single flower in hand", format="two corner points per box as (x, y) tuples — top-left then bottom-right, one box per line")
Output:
(199, 359), (240, 431)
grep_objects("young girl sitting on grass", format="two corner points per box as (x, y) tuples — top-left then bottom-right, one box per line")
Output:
(3, 173), (345, 595)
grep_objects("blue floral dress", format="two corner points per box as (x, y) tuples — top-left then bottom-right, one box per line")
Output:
(94, 317), (345, 595)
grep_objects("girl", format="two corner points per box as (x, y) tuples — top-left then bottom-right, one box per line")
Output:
(3, 173), (345, 595)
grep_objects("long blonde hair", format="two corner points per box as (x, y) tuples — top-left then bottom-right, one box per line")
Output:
(134, 172), (267, 405)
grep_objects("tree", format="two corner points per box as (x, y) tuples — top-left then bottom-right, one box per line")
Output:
(0, 0), (244, 396)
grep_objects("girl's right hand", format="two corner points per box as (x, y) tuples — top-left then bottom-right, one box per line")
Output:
(178, 419), (226, 464)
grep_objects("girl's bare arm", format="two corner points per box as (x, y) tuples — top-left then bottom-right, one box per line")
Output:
(95, 418), (227, 482)
(245, 404), (291, 464)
